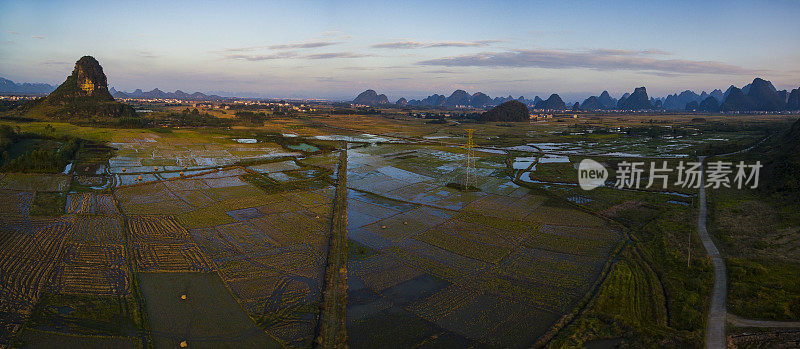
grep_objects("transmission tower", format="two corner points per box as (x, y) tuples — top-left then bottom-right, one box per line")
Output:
(464, 129), (476, 190)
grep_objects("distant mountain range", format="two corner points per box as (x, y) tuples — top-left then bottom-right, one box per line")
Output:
(352, 89), (545, 109)
(353, 77), (800, 112)
(0, 77), (56, 95)
(0, 77), (225, 101)
(4, 74), (798, 112)
(110, 87), (225, 101)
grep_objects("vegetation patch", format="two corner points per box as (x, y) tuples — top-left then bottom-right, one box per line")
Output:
(137, 272), (281, 348)
(30, 192), (66, 216)
(727, 258), (800, 321)
(26, 292), (142, 336)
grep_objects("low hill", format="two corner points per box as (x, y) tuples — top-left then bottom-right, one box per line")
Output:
(353, 90), (389, 106)
(478, 100), (529, 122)
(23, 56), (135, 119)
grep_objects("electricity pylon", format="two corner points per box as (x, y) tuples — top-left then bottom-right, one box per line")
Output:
(464, 129), (475, 190)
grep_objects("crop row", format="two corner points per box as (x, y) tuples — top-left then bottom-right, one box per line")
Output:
(65, 193), (94, 214)
(497, 247), (599, 291)
(0, 190), (33, 216)
(474, 272), (578, 314)
(0, 217), (71, 303)
(133, 243), (211, 272)
(524, 228), (617, 258)
(69, 215), (124, 244)
(55, 243), (128, 295)
(414, 226), (512, 264)
(128, 215), (189, 241)
(407, 283), (480, 323)
(393, 240), (487, 282)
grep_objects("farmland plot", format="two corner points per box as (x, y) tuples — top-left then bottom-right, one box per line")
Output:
(128, 215), (211, 272)
(187, 189), (333, 347)
(0, 216), (72, 341)
(0, 190), (34, 216)
(0, 173), (69, 192)
(54, 243), (128, 295)
(343, 143), (624, 347)
(138, 272), (281, 348)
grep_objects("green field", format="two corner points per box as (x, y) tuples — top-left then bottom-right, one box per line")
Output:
(16, 329), (140, 349)
(1, 111), (798, 347)
(137, 272), (281, 348)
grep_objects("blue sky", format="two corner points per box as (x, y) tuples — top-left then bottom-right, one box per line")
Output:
(1, 0), (799, 101)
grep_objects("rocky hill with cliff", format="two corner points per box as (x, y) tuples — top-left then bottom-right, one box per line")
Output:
(23, 56), (136, 119)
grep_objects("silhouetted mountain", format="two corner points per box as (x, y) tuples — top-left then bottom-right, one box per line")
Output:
(617, 92), (631, 109)
(113, 88), (224, 100)
(534, 94), (566, 110)
(519, 96), (537, 106)
(25, 56), (135, 119)
(747, 78), (785, 111)
(721, 86), (755, 112)
(597, 91), (616, 109)
(487, 95), (535, 107)
(710, 89), (724, 103)
(685, 101), (698, 111)
(698, 96), (720, 112)
(0, 78), (56, 95)
(652, 99), (662, 109)
(395, 97), (407, 106)
(445, 90), (471, 107)
(778, 90), (789, 104)
(617, 87), (652, 110)
(742, 79), (776, 95)
(470, 92), (491, 108)
(580, 96), (603, 110)
(663, 90), (701, 110)
(478, 100), (529, 122)
(408, 94), (446, 107)
(787, 89), (800, 110)
(353, 89), (389, 106)
(571, 102), (580, 111)
(723, 85), (736, 101)
(580, 91), (617, 110)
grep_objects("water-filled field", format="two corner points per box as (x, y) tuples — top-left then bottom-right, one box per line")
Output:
(5, 115), (748, 347)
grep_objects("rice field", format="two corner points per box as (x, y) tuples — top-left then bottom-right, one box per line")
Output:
(0, 123), (635, 347)
(342, 143), (624, 347)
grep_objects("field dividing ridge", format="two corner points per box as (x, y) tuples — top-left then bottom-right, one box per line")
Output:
(315, 143), (349, 348)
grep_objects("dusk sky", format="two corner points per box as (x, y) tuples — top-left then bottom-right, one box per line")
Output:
(2, 0), (799, 101)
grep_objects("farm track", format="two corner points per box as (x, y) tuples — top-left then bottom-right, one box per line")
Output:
(696, 157), (727, 349)
(698, 138), (800, 343)
(727, 314), (800, 328)
(314, 143), (349, 348)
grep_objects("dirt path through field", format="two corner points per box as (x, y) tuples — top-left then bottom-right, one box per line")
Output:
(697, 156), (727, 349)
(727, 313), (800, 328)
(314, 142), (349, 348)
